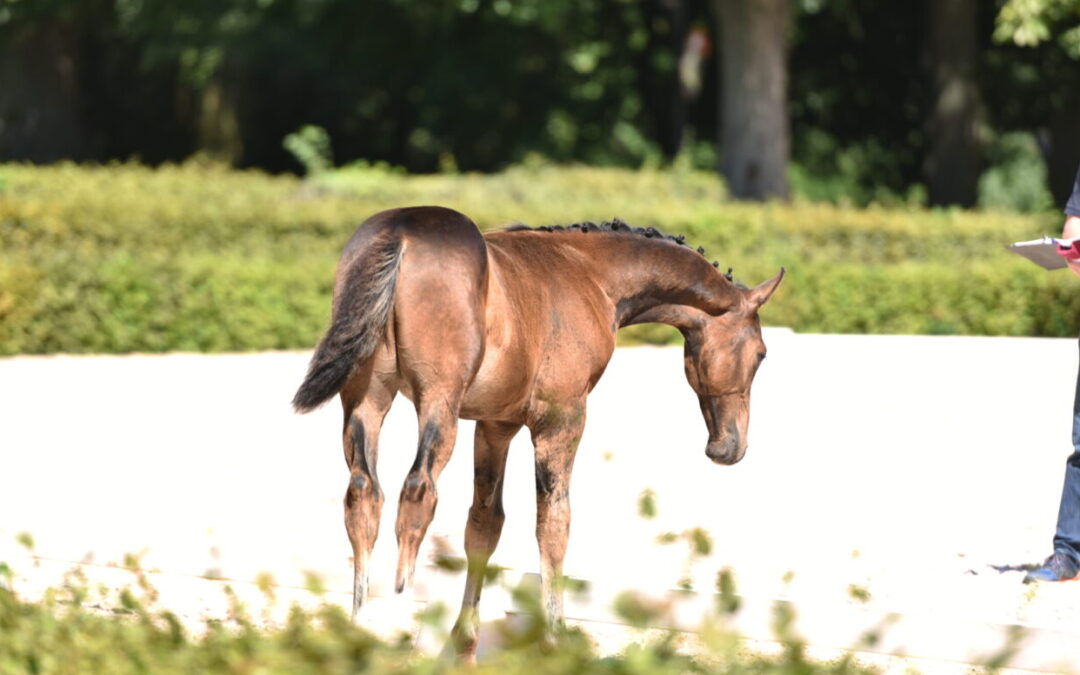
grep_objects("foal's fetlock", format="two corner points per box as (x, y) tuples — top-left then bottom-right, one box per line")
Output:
(394, 517), (429, 593)
(349, 556), (371, 621)
(449, 618), (479, 662)
(394, 543), (419, 593)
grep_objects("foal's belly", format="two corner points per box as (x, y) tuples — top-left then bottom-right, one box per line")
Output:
(457, 343), (533, 422)
(392, 375), (525, 422)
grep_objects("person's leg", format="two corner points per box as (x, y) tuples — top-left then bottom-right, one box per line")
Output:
(1052, 335), (1080, 562)
(1029, 335), (1080, 581)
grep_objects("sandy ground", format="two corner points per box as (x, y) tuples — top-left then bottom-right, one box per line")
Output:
(2, 330), (1080, 672)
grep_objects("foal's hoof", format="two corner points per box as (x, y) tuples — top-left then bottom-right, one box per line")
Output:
(449, 620), (478, 657)
(438, 639), (477, 666)
(395, 560), (415, 594)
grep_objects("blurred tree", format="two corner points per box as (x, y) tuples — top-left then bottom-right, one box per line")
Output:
(0, 0), (193, 163)
(0, 1), (86, 161)
(788, 0), (926, 204)
(716, 0), (790, 200)
(995, 0), (1080, 53)
(635, 0), (690, 159)
(1, 0), (1077, 212)
(994, 0), (1080, 205)
(926, 0), (981, 207)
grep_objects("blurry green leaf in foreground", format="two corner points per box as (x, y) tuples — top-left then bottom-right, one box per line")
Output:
(15, 533), (34, 551)
(717, 567), (741, 616)
(613, 590), (668, 629)
(0, 551), (928, 675)
(638, 488), (658, 519)
(848, 583), (871, 603)
(302, 570), (326, 596)
(433, 553), (467, 573)
(686, 527), (713, 557)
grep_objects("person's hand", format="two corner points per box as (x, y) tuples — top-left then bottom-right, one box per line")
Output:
(1063, 215), (1080, 278)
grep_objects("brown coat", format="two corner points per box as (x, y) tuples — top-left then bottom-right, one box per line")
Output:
(293, 206), (784, 659)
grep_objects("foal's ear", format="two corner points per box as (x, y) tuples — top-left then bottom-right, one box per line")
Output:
(746, 268), (785, 310)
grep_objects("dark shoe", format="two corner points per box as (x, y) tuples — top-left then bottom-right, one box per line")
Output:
(1024, 552), (1080, 583)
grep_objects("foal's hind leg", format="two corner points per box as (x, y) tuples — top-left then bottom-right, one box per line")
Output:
(391, 248), (485, 593)
(341, 365), (397, 619)
(393, 393), (470, 593)
(450, 420), (521, 661)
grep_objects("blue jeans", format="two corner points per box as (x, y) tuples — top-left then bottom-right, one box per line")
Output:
(1054, 335), (1080, 562)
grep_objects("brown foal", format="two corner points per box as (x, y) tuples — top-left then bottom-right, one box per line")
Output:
(293, 206), (783, 659)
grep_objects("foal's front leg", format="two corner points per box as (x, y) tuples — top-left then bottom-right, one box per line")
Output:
(530, 407), (586, 631)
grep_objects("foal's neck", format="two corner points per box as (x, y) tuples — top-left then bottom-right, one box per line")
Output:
(574, 233), (740, 329)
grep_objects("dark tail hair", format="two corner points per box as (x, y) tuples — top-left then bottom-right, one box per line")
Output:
(292, 233), (403, 413)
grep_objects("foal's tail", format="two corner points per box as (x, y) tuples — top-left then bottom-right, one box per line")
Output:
(292, 233), (404, 413)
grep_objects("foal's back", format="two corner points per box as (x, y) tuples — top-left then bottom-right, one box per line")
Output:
(327, 207), (618, 425)
(364, 209), (618, 424)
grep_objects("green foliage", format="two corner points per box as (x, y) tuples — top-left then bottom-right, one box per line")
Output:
(3, 0), (1076, 210)
(637, 489), (658, 519)
(283, 126), (334, 176)
(716, 569), (741, 616)
(996, 0), (1080, 56)
(0, 567), (411, 674)
(978, 131), (1056, 212)
(686, 528), (713, 558)
(2, 0), (1078, 209)
(789, 131), (926, 208)
(0, 162), (1073, 356)
(14, 533), (34, 552)
(0, 553), (885, 674)
(2, 527), (1031, 673)
(2, 0), (693, 172)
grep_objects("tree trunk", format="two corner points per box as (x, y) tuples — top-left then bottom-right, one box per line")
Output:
(0, 20), (86, 161)
(925, 0), (980, 207)
(716, 0), (790, 201)
(631, 0), (689, 161)
(197, 78), (243, 165)
(661, 0), (689, 159)
(1046, 97), (1080, 208)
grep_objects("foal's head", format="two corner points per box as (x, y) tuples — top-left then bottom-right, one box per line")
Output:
(682, 269), (785, 465)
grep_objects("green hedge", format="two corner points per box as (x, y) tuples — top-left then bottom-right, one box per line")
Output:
(0, 161), (1072, 355)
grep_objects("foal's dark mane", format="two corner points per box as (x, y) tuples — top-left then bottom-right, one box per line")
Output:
(505, 218), (695, 249)
(504, 218), (741, 285)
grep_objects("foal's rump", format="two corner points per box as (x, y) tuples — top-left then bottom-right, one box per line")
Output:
(292, 206), (488, 413)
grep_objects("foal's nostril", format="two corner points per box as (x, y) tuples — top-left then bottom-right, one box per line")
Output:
(705, 437), (745, 465)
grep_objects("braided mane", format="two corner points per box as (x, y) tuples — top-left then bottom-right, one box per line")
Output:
(504, 218), (738, 283)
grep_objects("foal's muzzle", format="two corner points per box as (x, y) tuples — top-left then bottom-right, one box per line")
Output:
(705, 436), (745, 465)
(699, 396), (747, 465)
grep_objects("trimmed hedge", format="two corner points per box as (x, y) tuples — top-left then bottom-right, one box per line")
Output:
(0, 161), (1072, 355)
